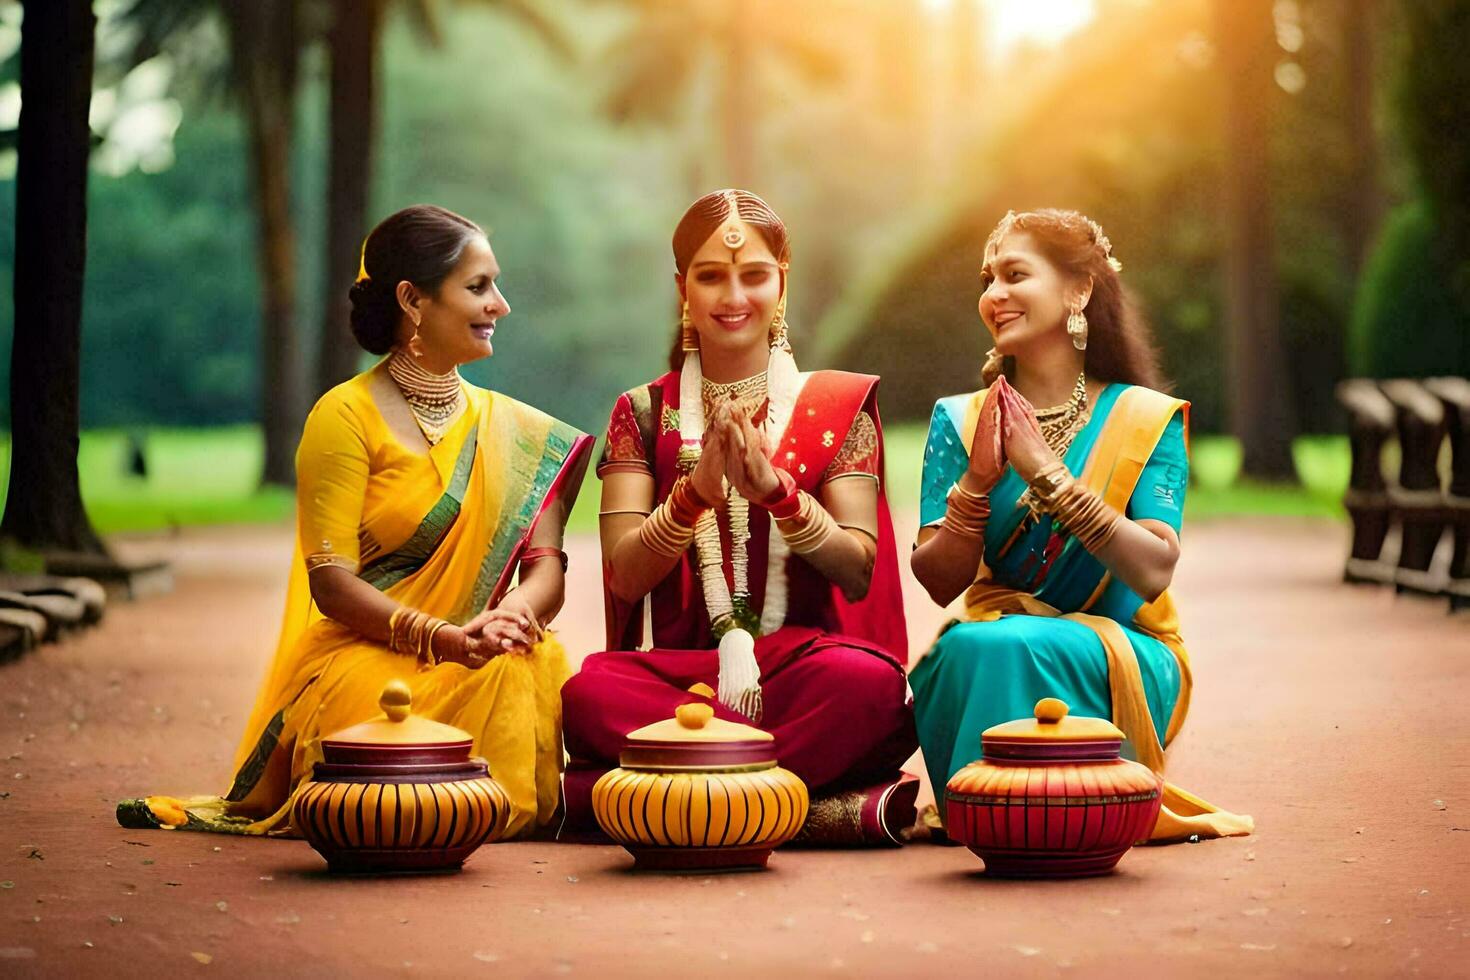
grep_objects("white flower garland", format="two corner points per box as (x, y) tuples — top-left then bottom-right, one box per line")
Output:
(677, 340), (806, 721)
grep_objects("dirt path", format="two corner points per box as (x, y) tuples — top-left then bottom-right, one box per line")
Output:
(0, 516), (1466, 977)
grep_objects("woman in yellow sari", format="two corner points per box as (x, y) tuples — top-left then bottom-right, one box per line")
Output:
(118, 205), (592, 839)
(909, 209), (1251, 843)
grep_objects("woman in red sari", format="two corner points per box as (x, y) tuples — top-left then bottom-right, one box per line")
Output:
(561, 190), (916, 845)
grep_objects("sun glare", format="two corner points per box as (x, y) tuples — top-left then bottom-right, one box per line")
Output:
(987, 0), (1097, 52)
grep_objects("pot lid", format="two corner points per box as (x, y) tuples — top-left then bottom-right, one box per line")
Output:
(324, 679), (472, 748)
(625, 702), (773, 746)
(982, 698), (1123, 744)
(618, 685), (777, 771)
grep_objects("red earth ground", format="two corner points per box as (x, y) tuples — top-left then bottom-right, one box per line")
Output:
(0, 514), (1466, 977)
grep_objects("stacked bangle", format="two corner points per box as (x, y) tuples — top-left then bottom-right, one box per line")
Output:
(639, 476), (710, 557)
(776, 491), (839, 555)
(1027, 463), (1122, 553)
(942, 479), (991, 539)
(388, 606), (452, 670)
(755, 468), (802, 521)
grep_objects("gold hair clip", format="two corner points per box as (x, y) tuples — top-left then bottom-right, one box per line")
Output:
(355, 236), (371, 284)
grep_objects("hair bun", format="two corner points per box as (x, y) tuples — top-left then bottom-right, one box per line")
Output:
(348, 277), (398, 356)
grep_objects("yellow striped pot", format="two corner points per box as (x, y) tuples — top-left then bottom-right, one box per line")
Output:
(593, 700), (808, 871)
(293, 680), (512, 873)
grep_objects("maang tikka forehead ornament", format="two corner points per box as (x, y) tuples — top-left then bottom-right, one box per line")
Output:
(721, 190), (746, 257)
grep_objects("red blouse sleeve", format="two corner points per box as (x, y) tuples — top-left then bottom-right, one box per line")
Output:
(597, 392), (651, 476)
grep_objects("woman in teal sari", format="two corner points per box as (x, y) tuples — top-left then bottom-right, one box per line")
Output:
(909, 209), (1250, 842)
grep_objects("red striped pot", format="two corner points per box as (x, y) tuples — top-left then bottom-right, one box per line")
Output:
(945, 698), (1162, 878)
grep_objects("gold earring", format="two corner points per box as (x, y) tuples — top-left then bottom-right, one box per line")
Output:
(680, 300), (698, 352)
(769, 293), (790, 351)
(1067, 308), (1088, 351)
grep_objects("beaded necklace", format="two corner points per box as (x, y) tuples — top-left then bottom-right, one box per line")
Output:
(386, 349), (464, 446)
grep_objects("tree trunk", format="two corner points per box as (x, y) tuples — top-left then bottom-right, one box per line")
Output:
(1, 0), (107, 555)
(317, 0), (384, 395)
(1342, 0), (1382, 275)
(226, 2), (304, 488)
(1215, 0), (1296, 478)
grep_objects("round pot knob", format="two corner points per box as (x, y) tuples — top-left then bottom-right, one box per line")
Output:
(1034, 698), (1070, 724)
(380, 679), (413, 723)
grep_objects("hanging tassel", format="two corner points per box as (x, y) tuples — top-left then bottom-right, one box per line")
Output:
(717, 627), (763, 723)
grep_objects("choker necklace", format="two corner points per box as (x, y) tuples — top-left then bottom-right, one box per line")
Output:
(701, 372), (768, 417)
(387, 349), (464, 446)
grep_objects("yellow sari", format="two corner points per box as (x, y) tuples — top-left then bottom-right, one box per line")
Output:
(117, 366), (592, 839)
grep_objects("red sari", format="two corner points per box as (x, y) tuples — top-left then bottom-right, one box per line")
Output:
(561, 370), (915, 838)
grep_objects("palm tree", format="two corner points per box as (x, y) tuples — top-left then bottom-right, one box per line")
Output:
(600, 0), (841, 190)
(315, 0), (575, 394)
(1215, 0), (1295, 477)
(0, 0), (108, 554)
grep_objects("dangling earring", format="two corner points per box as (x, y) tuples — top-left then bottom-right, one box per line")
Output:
(1067, 307), (1088, 351)
(406, 310), (425, 359)
(680, 300), (698, 352)
(981, 346), (1006, 386)
(769, 292), (790, 352)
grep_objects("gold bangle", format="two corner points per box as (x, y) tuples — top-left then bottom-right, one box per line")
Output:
(387, 607), (410, 655)
(639, 497), (697, 557)
(1050, 482), (1122, 553)
(421, 619), (449, 670)
(777, 492), (838, 555)
(1028, 461), (1073, 510)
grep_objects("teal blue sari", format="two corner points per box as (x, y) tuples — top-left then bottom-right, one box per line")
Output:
(909, 384), (1189, 800)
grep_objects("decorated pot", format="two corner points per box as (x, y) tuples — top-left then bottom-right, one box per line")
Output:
(292, 679), (512, 873)
(945, 698), (1162, 878)
(592, 695), (808, 872)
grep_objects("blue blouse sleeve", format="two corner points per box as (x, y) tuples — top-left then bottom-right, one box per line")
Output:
(919, 398), (970, 529)
(1126, 408), (1188, 531)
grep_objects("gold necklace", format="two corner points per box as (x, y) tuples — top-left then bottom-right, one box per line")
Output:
(387, 349), (464, 446)
(1018, 373), (1090, 518)
(1034, 372), (1090, 459)
(702, 372), (768, 417)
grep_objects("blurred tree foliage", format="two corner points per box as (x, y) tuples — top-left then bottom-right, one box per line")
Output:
(0, 4), (674, 436)
(817, 0), (1425, 436)
(0, 0), (1446, 442)
(1348, 0), (1470, 380)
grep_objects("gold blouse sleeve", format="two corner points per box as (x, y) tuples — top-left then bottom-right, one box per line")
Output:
(296, 396), (371, 573)
(822, 410), (880, 482)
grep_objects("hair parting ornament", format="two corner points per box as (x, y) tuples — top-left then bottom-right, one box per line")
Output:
(720, 190), (747, 255)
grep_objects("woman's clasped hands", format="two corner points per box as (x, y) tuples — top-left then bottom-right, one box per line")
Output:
(455, 593), (544, 667)
(690, 396), (783, 507)
(975, 375), (1061, 488)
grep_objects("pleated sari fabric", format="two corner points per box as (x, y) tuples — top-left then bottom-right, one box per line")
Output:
(910, 383), (1252, 842)
(117, 364), (592, 840)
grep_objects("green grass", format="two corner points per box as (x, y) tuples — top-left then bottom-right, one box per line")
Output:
(0, 424), (1349, 537)
(0, 428), (294, 535)
(877, 424), (1348, 520)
